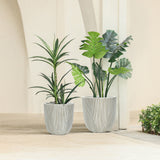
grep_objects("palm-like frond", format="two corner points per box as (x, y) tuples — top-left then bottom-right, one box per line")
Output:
(30, 35), (79, 104)
(31, 36), (75, 68)
(32, 72), (79, 104)
(57, 69), (72, 87)
(64, 83), (80, 104)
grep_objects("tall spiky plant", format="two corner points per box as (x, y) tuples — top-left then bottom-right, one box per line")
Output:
(30, 35), (79, 104)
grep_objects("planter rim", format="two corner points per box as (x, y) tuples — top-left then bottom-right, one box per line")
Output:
(44, 102), (74, 106)
(82, 96), (116, 99)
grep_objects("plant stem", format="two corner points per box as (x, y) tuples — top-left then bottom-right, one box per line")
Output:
(54, 65), (58, 104)
(99, 59), (102, 97)
(93, 57), (101, 97)
(105, 62), (113, 97)
(83, 74), (96, 97)
(107, 75), (117, 92)
(99, 59), (104, 97)
(102, 80), (104, 97)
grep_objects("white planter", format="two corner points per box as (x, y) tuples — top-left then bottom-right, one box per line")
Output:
(44, 103), (74, 135)
(82, 97), (116, 133)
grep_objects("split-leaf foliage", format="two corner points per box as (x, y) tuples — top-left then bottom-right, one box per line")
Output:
(69, 30), (133, 97)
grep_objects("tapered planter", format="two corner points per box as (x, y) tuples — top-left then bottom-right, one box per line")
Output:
(44, 103), (74, 135)
(82, 97), (116, 133)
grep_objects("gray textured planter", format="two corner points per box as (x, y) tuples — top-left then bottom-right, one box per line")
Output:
(82, 97), (116, 133)
(44, 103), (74, 135)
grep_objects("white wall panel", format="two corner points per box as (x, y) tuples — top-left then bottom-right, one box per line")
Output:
(0, 0), (28, 112)
(127, 0), (160, 111)
(18, 0), (57, 113)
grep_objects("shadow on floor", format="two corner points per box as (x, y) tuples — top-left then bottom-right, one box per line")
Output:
(0, 123), (89, 135)
(114, 130), (160, 145)
(71, 123), (89, 133)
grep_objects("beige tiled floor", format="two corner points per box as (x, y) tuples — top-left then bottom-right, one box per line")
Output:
(0, 113), (160, 160)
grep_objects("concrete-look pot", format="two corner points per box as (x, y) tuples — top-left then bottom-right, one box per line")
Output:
(44, 103), (74, 135)
(82, 97), (116, 133)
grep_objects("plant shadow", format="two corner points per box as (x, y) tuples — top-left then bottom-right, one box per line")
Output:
(0, 122), (89, 135)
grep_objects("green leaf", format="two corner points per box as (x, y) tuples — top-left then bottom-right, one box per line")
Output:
(32, 35), (79, 104)
(69, 63), (86, 87)
(57, 83), (72, 93)
(35, 35), (74, 68)
(71, 63), (89, 74)
(109, 36), (133, 62)
(108, 51), (123, 63)
(92, 62), (107, 81)
(50, 73), (55, 90)
(46, 95), (53, 100)
(58, 39), (74, 56)
(58, 35), (69, 48)
(36, 36), (53, 58)
(30, 56), (53, 66)
(30, 56), (53, 63)
(139, 104), (160, 134)
(65, 96), (79, 104)
(34, 42), (53, 58)
(59, 84), (65, 103)
(40, 73), (54, 88)
(88, 31), (100, 37)
(57, 69), (71, 87)
(56, 52), (69, 61)
(101, 30), (118, 58)
(57, 58), (77, 66)
(108, 67), (130, 75)
(94, 51), (107, 59)
(35, 90), (54, 96)
(82, 51), (93, 58)
(101, 30), (133, 62)
(31, 59), (53, 66)
(80, 31), (106, 59)
(65, 83), (80, 104)
(30, 86), (52, 91)
(53, 38), (59, 56)
(115, 58), (132, 79)
(113, 36), (133, 54)
(109, 58), (132, 79)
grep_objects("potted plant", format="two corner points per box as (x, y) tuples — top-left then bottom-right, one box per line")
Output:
(139, 104), (160, 135)
(69, 30), (133, 132)
(30, 35), (79, 135)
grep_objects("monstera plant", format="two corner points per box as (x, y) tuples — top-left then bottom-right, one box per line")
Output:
(31, 35), (79, 135)
(70, 30), (133, 133)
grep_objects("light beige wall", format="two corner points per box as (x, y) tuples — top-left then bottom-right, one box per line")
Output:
(0, 0), (28, 112)
(127, 0), (160, 111)
(18, 0), (102, 113)
(18, 0), (57, 113)
(61, 0), (102, 112)
(0, 0), (118, 113)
